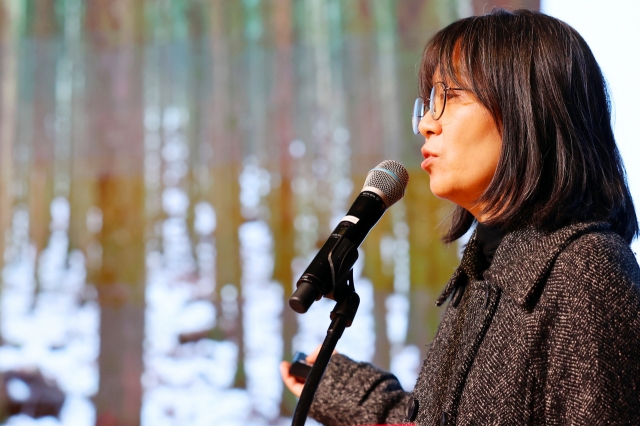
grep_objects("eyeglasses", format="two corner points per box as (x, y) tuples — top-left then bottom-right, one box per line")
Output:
(412, 82), (468, 135)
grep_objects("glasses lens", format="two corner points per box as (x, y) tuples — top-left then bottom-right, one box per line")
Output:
(412, 97), (425, 135)
(429, 83), (446, 120)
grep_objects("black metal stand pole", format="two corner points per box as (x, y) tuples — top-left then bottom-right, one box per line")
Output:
(291, 276), (360, 426)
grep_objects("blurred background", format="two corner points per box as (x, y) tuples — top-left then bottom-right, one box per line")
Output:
(0, 0), (638, 425)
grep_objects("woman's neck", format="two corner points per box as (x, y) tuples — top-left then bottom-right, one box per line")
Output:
(475, 222), (506, 266)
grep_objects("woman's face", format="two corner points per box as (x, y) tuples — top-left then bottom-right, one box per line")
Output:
(418, 81), (502, 221)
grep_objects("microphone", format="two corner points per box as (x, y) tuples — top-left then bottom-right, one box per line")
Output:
(289, 160), (409, 314)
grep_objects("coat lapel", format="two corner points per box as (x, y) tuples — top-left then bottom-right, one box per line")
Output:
(436, 233), (487, 307)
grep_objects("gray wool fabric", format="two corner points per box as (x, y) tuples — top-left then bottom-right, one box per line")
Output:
(308, 221), (640, 425)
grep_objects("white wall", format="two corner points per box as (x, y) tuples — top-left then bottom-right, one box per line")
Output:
(541, 0), (640, 254)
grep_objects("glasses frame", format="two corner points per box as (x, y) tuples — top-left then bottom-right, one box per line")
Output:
(412, 82), (468, 135)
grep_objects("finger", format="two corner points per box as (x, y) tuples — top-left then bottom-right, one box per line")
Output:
(280, 361), (304, 398)
(280, 360), (293, 381)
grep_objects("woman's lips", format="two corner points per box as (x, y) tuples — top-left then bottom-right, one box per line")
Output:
(421, 150), (436, 172)
(421, 156), (434, 171)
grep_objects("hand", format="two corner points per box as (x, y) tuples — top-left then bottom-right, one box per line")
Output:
(280, 344), (337, 398)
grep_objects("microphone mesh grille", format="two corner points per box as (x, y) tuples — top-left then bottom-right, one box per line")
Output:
(363, 160), (409, 207)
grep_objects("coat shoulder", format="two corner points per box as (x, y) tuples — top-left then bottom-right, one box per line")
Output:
(553, 229), (640, 311)
(559, 230), (640, 282)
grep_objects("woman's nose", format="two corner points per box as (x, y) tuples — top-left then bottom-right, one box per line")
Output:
(419, 113), (442, 137)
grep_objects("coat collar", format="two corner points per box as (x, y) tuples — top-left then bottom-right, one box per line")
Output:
(436, 221), (612, 308)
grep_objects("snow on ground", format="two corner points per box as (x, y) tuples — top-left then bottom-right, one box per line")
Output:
(0, 194), (417, 425)
(0, 123), (418, 425)
(0, 199), (99, 426)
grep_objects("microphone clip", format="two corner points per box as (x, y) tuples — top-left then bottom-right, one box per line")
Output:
(327, 232), (358, 300)
(329, 269), (360, 328)
(327, 232), (360, 328)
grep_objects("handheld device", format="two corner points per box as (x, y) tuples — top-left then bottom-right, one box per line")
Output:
(289, 352), (312, 383)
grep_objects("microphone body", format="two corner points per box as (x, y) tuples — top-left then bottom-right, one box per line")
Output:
(289, 160), (409, 314)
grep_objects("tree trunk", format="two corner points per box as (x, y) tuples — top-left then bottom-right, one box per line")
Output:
(185, 1), (207, 251)
(211, 162), (244, 384)
(268, 0), (298, 415)
(29, 0), (58, 257)
(0, 0), (20, 273)
(65, 0), (94, 264)
(85, 1), (146, 424)
(362, 205), (394, 370)
(94, 175), (145, 426)
(208, 0), (246, 389)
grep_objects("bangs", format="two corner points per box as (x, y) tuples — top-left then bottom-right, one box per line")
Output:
(418, 18), (503, 131)
(418, 22), (467, 99)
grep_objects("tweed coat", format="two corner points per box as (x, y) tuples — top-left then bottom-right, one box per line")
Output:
(308, 221), (640, 425)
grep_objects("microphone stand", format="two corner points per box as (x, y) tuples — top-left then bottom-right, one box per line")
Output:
(290, 264), (360, 426)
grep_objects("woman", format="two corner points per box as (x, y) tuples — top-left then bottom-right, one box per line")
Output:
(281, 9), (640, 425)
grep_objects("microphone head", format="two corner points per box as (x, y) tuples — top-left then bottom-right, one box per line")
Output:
(362, 160), (409, 208)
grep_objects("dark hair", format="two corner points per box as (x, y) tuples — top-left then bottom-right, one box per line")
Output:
(419, 9), (638, 244)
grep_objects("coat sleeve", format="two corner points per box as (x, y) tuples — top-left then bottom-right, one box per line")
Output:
(543, 233), (640, 424)
(308, 353), (412, 425)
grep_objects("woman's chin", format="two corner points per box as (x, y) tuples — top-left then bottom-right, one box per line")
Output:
(428, 184), (452, 201)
